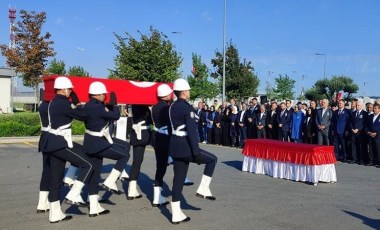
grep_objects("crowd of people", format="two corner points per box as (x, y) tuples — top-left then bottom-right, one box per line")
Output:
(195, 97), (380, 167)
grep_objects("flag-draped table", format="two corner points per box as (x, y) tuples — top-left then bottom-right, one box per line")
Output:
(242, 139), (337, 186)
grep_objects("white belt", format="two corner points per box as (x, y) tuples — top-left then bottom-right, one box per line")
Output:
(41, 126), (49, 132)
(48, 123), (73, 148)
(172, 124), (188, 137)
(85, 126), (113, 144)
(153, 126), (169, 135)
(132, 121), (149, 140)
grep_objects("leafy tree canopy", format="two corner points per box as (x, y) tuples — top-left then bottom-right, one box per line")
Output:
(109, 26), (181, 83)
(47, 58), (66, 75)
(187, 53), (219, 101)
(0, 10), (55, 88)
(68, 65), (90, 77)
(304, 75), (359, 102)
(211, 41), (259, 101)
(272, 74), (296, 100)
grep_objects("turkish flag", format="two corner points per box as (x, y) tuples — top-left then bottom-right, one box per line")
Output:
(42, 75), (172, 105)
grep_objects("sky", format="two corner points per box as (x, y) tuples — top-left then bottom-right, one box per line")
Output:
(0, 0), (379, 97)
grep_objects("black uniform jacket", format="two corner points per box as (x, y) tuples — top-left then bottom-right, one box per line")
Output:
(168, 98), (200, 158)
(82, 97), (120, 154)
(130, 105), (152, 146)
(42, 94), (88, 153)
(152, 100), (171, 151)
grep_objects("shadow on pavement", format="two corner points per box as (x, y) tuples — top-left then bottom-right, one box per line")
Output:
(342, 209), (380, 229)
(222, 160), (242, 171)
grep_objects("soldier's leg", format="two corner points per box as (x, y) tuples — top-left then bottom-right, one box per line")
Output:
(37, 152), (50, 213)
(152, 146), (169, 207)
(87, 156), (109, 217)
(128, 145), (146, 199)
(171, 159), (190, 224)
(48, 151), (72, 223)
(193, 150), (217, 200)
(98, 145), (130, 194)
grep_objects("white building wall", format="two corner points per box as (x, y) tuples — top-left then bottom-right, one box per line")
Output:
(0, 68), (13, 113)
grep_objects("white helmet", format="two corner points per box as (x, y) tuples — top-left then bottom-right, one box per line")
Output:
(54, 76), (74, 89)
(173, 78), (190, 91)
(89, 81), (108, 94)
(157, 84), (173, 97)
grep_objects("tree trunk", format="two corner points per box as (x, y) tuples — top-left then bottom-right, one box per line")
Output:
(34, 83), (39, 112)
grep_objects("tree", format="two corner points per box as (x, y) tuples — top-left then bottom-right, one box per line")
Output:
(272, 74), (296, 100)
(68, 66), (90, 77)
(109, 26), (181, 82)
(211, 41), (259, 101)
(187, 53), (219, 101)
(304, 75), (359, 102)
(47, 58), (66, 75)
(265, 80), (275, 101)
(0, 10), (55, 111)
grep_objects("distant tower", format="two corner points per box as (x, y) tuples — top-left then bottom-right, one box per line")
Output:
(9, 7), (16, 49)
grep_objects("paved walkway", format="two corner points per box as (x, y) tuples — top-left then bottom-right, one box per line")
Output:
(0, 141), (379, 229)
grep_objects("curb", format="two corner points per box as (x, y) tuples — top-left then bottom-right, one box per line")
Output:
(0, 135), (84, 144)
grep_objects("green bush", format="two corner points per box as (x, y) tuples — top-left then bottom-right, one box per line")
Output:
(0, 113), (85, 137)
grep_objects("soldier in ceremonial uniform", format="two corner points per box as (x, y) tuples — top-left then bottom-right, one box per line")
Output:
(127, 104), (152, 199)
(41, 76), (94, 223)
(151, 84), (173, 207)
(169, 79), (217, 224)
(82, 81), (130, 216)
(36, 100), (51, 214)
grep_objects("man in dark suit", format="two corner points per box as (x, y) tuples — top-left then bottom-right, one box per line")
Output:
(286, 100), (294, 116)
(256, 105), (267, 138)
(309, 100), (318, 143)
(349, 100), (367, 164)
(247, 98), (259, 138)
(331, 99), (350, 161)
(365, 103), (380, 167)
(303, 107), (316, 144)
(276, 102), (292, 142)
(237, 102), (249, 148)
(196, 102), (205, 143)
(315, 99), (333, 145)
(363, 103), (374, 165)
(266, 101), (278, 140)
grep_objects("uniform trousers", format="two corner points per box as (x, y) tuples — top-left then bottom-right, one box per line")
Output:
(368, 137), (380, 165)
(317, 129), (330, 145)
(257, 128), (266, 139)
(172, 150), (217, 202)
(130, 145), (146, 180)
(154, 150), (168, 187)
(351, 132), (364, 162)
(48, 143), (93, 202)
(87, 143), (130, 195)
(334, 133), (346, 160)
(39, 152), (50, 191)
(278, 129), (289, 142)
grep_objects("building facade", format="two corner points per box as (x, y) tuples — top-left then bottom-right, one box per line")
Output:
(0, 68), (14, 113)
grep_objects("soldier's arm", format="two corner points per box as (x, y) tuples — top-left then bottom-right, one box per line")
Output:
(185, 110), (200, 156)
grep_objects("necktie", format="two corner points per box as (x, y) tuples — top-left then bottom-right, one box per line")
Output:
(356, 111), (359, 118)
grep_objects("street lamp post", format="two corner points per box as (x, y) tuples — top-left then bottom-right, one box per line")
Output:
(172, 31), (183, 77)
(222, 0), (226, 103)
(315, 53), (327, 79)
(363, 81), (368, 98)
(301, 74), (306, 98)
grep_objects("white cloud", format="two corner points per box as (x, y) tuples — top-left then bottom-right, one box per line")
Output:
(56, 18), (65, 26)
(202, 11), (212, 21)
(95, 26), (105, 31)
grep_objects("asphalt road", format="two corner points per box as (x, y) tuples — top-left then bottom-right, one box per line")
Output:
(0, 141), (379, 230)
